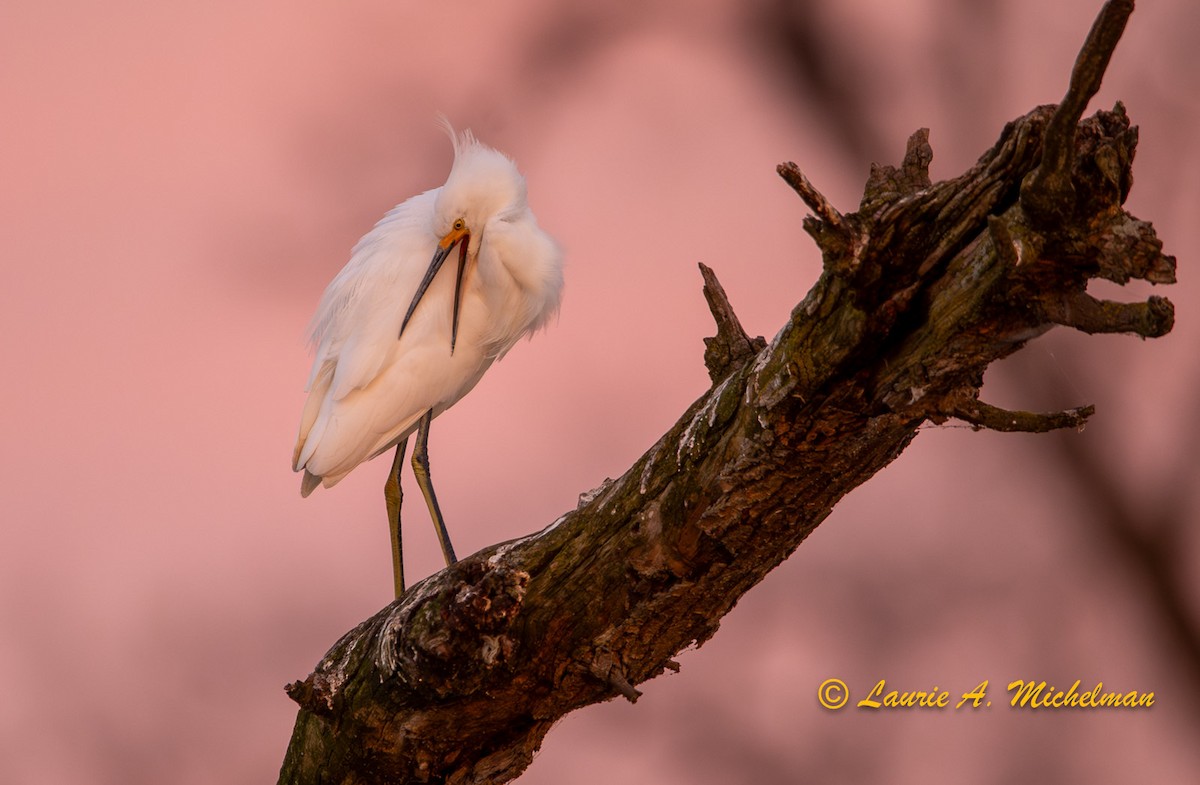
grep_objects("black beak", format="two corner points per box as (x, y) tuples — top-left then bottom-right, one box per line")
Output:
(399, 233), (469, 355)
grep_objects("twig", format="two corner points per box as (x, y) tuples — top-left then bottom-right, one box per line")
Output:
(1022, 0), (1135, 223)
(949, 398), (1095, 433)
(776, 162), (848, 234)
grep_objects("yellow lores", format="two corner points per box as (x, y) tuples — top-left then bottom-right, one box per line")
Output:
(293, 124), (563, 597)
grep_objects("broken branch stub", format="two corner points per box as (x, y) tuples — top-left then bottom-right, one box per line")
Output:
(699, 262), (767, 383)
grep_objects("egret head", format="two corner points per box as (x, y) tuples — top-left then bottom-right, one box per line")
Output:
(434, 124), (528, 253)
(401, 124), (529, 354)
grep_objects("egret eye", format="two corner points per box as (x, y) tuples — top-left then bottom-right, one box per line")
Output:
(453, 218), (465, 231)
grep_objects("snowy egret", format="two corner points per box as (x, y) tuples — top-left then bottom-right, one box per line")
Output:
(293, 124), (563, 597)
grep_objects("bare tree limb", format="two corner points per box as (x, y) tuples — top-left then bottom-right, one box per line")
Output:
(279, 2), (1176, 782)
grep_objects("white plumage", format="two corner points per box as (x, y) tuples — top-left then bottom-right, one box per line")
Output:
(293, 127), (563, 501)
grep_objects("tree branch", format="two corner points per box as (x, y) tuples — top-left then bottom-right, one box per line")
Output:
(279, 2), (1175, 782)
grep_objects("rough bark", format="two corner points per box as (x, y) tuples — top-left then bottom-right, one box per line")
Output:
(279, 2), (1174, 782)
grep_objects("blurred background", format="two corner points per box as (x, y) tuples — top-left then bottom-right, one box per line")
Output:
(2, 1), (1197, 782)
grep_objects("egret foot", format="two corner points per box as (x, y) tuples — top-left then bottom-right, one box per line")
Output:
(384, 440), (408, 598)
(412, 409), (458, 567)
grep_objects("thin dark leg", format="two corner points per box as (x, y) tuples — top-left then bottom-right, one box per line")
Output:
(411, 409), (458, 566)
(384, 439), (408, 598)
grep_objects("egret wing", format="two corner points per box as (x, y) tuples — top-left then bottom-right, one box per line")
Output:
(476, 212), (564, 358)
(305, 190), (439, 400)
(297, 339), (493, 490)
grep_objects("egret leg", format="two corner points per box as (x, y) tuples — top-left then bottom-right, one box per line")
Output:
(384, 440), (408, 598)
(411, 409), (458, 566)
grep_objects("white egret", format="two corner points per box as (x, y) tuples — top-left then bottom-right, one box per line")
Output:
(293, 124), (564, 597)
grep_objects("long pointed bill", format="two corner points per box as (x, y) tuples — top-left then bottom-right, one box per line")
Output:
(450, 238), (468, 354)
(399, 226), (470, 354)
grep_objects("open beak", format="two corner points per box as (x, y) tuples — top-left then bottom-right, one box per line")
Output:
(398, 225), (470, 354)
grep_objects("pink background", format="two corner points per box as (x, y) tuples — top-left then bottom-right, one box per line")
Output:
(2, 1), (1197, 782)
